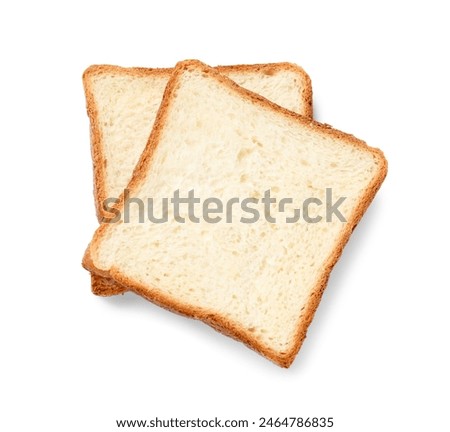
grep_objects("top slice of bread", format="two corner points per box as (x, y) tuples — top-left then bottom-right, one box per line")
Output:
(83, 60), (387, 367)
(83, 62), (312, 296)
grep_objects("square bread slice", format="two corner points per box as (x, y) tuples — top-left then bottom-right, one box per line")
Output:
(83, 60), (387, 367)
(83, 63), (313, 296)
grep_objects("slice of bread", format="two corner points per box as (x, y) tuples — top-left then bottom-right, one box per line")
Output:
(83, 63), (312, 296)
(83, 60), (387, 367)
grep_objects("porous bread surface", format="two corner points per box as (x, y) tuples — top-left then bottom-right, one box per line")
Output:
(85, 61), (387, 366)
(84, 63), (312, 296)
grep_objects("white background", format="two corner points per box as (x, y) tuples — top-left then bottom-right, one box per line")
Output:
(1, 1), (449, 431)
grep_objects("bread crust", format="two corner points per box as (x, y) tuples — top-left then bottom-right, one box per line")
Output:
(83, 60), (387, 367)
(82, 62), (313, 296)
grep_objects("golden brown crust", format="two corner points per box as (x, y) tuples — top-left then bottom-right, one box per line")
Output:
(113, 269), (284, 364)
(90, 273), (127, 296)
(83, 62), (313, 296)
(83, 60), (387, 367)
